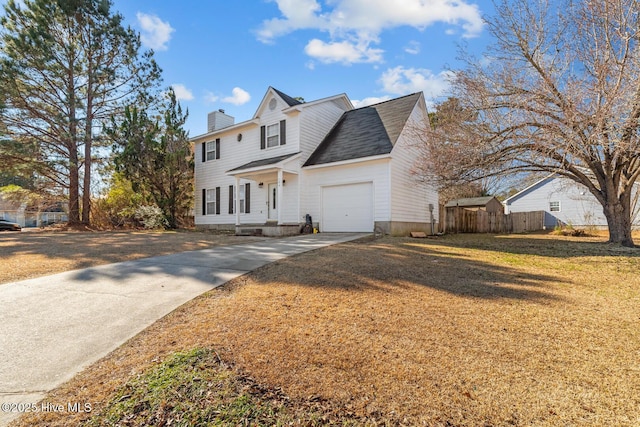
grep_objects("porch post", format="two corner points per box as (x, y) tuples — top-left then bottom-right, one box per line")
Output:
(235, 176), (240, 226)
(297, 171), (301, 225)
(277, 169), (283, 225)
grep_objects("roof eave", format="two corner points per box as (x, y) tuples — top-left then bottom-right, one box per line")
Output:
(190, 119), (260, 143)
(303, 153), (391, 170)
(226, 153), (302, 176)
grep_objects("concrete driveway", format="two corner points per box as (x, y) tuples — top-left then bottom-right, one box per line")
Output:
(0, 233), (367, 426)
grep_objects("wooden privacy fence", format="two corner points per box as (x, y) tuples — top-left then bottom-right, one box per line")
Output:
(442, 207), (545, 234)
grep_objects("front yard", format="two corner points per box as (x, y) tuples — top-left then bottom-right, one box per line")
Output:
(9, 231), (640, 426)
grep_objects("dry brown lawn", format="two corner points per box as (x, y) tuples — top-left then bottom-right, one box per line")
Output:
(10, 231), (640, 426)
(0, 229), (257, 284)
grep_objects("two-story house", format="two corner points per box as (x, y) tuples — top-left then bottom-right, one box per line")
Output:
(192, 87), (438, 236)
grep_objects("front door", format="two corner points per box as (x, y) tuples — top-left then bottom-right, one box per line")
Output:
(268, 183), (278, 221)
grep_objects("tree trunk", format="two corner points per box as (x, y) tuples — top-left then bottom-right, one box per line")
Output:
(82, 113), (92, 224)
(603, 196), (634, 247)
(82, 41), (94, 225)
(82, 142), (91, 224)
(68, 146), (80, 224)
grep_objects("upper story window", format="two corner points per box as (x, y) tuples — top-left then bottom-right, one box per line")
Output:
(266, 124), (280, 148)
(260, 120), (286, 150)
(206, 141), (216, 161)
(549, 201), (560, 212)
(202, 138), (220, 162)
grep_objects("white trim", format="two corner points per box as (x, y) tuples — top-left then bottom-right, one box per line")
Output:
(277, 169), (284, 224)
(190, 119), (260, 143)
(226, 153), (302, 177)
(234, 177), (240, 226)
(303, 154), (391, 170)
(282, 93), (354, 114)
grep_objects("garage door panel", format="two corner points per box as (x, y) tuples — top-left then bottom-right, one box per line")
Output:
(322, 183), (373, 232)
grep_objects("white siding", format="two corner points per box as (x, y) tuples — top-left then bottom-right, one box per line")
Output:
(302, 159), (391, 229)
(506, 177), (608, 227)
(389, 103), (439, 225)
(256, 95), (301, 159)
(299, 101), (348, 161)
(194, 92), (303, 226)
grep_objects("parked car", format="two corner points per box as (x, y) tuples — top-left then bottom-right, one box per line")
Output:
(0, 219), (21, 231)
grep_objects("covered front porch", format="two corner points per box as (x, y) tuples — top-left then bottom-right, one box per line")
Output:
(226, 152), (302, 236)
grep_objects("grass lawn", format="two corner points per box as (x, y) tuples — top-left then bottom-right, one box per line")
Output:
(0, 229), (256, 284)
(10, 232), (640, 426)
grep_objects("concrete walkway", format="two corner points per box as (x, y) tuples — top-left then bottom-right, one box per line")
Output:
(0, 233), (366, 426)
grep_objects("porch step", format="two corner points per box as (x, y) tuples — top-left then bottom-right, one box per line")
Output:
(235, 224), (302, 237)
(237, 228), (263, 236)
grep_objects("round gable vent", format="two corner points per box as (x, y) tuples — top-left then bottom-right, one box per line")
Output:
(268, 98), (277, 110)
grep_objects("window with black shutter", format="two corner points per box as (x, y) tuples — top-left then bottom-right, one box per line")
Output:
(260, 121), (286, 148)
(215, 187), (220, 215)
(245, 183), (251, 213)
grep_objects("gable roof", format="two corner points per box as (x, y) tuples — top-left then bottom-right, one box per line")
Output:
(253, 87), (303, 120)
(272, 88), (303, 107)
(303, 92), (423, 167)
(503, 175), (557, 205)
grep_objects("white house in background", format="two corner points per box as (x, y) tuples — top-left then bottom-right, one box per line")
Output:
(0, 194), (68, 227)
(504, 174), (640, 229)
(192, 87), (439, 236)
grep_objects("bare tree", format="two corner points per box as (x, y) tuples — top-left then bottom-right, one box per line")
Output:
(422, 0), (640, 246)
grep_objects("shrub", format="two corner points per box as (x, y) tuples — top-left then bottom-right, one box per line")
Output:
(135, 205), (167, 229)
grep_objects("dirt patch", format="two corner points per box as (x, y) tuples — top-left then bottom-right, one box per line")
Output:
(0, 230), (259, 284)
(11, 232), (640, 426)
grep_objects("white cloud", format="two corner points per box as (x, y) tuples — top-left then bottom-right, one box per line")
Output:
(204, 92), (219, 104)
(304, 38), (383, 64)
(171, 84), (193, 101)
(137, 12), (174, 51)
(379, 66), (453, 98)
(256, 0), (324, 42)
(256, 0), (484, 64)
(222, 87), (251, 106)
(404, 40), (420, 55)
(352, 96), (390, 108)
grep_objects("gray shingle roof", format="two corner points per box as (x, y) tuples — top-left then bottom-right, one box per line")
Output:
(303, 92), (422, 167)
(272, 88), (303, 107)
(227, 152), (300, 173)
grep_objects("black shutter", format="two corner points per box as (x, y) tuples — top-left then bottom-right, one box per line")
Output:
(245, 183), (251, 213)
(215, 187), (220, 215)
(201, 142), (206, 162)
(260, 125), (266, 149)
(215, 138), (220, 160)
(228, 185), (234, 214)
(202, 189), (206, 215)
(280, 120), (286, 145)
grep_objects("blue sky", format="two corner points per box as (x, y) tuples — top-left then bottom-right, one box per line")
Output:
(5, 0), (496, 136)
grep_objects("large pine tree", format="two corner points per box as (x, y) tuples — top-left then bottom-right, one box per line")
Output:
(0, 0), (161, 224)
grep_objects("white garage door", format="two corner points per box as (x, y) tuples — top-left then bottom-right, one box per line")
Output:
(322, 182), (374, 232)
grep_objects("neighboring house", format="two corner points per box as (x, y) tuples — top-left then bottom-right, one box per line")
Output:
(445, 196), (504, 214)
(192, 87), (438, 236)
(0, 195), (68, 227)
(504, 174), (639, 229)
